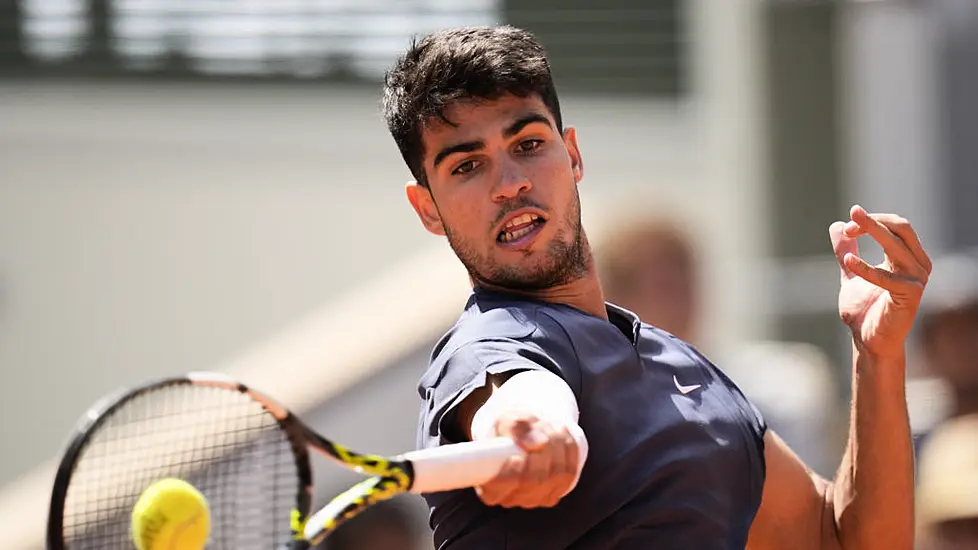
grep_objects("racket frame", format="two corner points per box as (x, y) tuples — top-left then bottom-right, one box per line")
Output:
(46, 373), (315, 550)
(47, 372), (521, 549)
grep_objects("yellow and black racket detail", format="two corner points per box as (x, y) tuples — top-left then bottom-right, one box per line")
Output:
(46, 371), (522, 549)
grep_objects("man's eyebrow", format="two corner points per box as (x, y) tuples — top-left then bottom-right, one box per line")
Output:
(433, 140), (484, 169)
(503, 113), (553, 138)
(431, 114), (552, 169)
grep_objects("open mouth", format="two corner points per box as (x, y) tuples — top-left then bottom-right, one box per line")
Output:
(497, 212), (546, 245)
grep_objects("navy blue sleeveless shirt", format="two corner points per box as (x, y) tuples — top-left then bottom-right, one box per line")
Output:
(416, 288), (767, 549)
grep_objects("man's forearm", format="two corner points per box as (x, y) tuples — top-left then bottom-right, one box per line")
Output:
(829, 346), (914, 549)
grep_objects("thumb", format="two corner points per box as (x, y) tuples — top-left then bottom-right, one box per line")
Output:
(830, 221), (859, 282)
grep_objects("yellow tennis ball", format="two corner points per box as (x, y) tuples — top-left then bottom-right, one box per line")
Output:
(131, 478), (211, 550)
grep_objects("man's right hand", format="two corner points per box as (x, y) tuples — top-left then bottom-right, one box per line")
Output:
(475, 410), (581, 508)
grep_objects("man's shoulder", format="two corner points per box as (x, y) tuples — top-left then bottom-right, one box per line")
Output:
(430, 290), (574, 361)
(414, 291), (584, 449)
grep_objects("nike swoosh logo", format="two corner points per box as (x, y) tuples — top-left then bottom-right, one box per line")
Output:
(674, 375), (702, 395)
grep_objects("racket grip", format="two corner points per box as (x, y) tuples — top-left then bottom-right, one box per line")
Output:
(401, 437), (522, 494)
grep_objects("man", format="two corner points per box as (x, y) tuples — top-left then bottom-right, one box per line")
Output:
(597, 218), (700, 344)
(597, 217), (842, 477)
(918, 253), (978, 421)
(382, 26), (930, 549)
(909, 252), (978, 477)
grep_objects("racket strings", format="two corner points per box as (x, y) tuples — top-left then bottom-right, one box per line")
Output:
(60, 383), (301, 549)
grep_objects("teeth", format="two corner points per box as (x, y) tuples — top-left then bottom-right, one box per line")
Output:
(499, 213), (544, 243)
(503, 213), (538, 230)
(500, 222), (539, 242)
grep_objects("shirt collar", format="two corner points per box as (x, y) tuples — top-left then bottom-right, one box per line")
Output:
(605, 302), (642, 345)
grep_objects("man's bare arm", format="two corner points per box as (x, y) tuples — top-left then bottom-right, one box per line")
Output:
(749, 208), (928, 550)
(830, 350), (915, 548)
(747, 350), (914, 550)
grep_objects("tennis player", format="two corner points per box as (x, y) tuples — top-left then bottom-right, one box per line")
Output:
(382, 26), (930, 550)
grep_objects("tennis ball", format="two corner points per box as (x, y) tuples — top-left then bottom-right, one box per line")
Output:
(131, 478), (211, 550)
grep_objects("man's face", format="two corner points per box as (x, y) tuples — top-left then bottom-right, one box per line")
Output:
(611, 239), (697, 342)
(406, 94), (589, 291)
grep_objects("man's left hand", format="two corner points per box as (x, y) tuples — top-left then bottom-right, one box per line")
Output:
(830, 205), (932, 359)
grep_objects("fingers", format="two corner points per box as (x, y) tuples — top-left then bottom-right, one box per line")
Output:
(476, 414), (547, 506)
(833, 206), (932, 292)
(475, 415), (580, 509)
(512, 425), (557, 507)
(843, 206), (922, 274)
(829, 221), (859, 282)
(843, 206), (932, 278)
(873, 212), (932, 274)
(843, 253), (925, 302)
(541, 427), (580, 505)
(475, 454), (525, 506)
(524, 424), (572, 508)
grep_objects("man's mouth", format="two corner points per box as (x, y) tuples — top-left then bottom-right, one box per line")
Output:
(498, 212), (546, 244)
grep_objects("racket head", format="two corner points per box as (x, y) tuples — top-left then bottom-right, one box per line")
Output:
(46, 372), (314, 550)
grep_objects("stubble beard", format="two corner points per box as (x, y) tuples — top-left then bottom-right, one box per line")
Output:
(442, 190), (591, 292)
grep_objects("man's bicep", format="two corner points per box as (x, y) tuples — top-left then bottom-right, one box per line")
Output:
(747, 430), (839, 550)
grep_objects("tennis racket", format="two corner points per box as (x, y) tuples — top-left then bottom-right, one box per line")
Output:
(46, 371), (522, 549)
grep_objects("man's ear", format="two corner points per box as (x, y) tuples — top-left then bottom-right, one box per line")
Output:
(405, 181), (445, 236)
(563, 126), (584, 184)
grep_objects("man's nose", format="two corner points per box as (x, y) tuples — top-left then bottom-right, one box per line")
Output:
(492, 165), (532, 202)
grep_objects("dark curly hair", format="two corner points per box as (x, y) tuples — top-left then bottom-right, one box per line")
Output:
(382, 25), (563, 187)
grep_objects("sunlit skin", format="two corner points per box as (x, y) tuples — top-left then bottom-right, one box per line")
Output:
(404, 92), (928, 550)
(404, 94), (608, 320)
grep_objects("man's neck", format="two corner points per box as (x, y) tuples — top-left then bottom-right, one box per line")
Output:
(475, 268), (608, 320)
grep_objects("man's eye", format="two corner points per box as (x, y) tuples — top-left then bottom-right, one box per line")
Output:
(452, 160), (479, 175)
(516, 139), (543, 154)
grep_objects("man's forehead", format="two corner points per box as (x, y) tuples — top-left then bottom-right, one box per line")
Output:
(422, 95), (552, 143)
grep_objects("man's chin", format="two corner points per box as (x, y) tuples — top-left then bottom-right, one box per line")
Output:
(474, 266), (570, 292)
